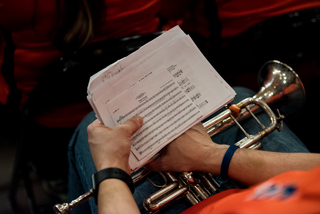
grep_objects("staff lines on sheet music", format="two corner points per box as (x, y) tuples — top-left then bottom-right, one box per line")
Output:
(132, 85), (180, 122)
(132, 94), (188, 143)
(138, 108), (201, 155)
(132, 92), (185, 141)
(137, 91), (183, 120)
(116, 81), (177, 124)
(133, 101), (195, 150)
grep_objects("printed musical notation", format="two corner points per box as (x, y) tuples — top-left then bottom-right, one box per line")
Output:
(86, 26), (236, 171)
(106, 69), (203, 160)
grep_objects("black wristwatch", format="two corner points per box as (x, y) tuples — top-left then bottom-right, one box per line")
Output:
(91, 167), (134, 204)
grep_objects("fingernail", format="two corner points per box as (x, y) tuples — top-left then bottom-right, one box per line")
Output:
(134, 115), (143, 124)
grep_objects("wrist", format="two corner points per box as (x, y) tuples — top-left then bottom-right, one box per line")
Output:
(204, 144), (229, 174)
(92, 167), (134, 204)
(98, 179), (140, 213)
(95, 160), (130, 175)
(220, 145), (239, 179)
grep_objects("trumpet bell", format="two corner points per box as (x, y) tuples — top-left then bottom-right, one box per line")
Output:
(255, 60), (306, 117)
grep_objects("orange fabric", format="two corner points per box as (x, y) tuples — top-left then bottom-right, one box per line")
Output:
(0, 0), (160, 127)
(182, 165), (320, 214)
(215, 0), (320, 40)
(181, 189), (243, 214)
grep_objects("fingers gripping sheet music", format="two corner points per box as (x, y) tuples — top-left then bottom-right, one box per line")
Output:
(87, 26), (236, 171)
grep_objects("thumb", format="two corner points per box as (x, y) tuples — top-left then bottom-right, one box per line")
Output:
(119, 116), (144, 136)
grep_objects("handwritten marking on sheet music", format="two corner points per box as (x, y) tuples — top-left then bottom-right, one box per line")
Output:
(88, 26), (236, 171)
(101, 65), (123, 83)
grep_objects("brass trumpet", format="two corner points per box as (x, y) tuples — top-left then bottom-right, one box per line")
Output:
(54, 60), (305, 214)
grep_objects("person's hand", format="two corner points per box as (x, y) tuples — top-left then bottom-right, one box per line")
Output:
(87, 116), (143, 174)
(146, 123), (228, 174)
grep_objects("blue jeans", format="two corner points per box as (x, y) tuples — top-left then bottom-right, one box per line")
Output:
(68, 87), (309, 214)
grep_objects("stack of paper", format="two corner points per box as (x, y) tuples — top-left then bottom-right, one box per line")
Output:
(87, 26), (236, 171)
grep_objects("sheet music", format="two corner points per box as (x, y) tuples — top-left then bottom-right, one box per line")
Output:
(106, 69), (203, 160)
(86, 26), (236, 171)
(87, 26), (186, 95)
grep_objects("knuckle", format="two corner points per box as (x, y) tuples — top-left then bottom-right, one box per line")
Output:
(117, 123), (130, 132)
(87, 123), (94, 134)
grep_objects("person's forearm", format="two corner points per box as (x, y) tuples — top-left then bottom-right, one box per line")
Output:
(98, 179), (140, 214)
(228, 148), (320, 186)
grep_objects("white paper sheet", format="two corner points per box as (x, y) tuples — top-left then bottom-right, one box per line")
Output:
(86, 26), (236, 171)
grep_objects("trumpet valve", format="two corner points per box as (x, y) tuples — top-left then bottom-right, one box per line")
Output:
(181, 172), (195, 183)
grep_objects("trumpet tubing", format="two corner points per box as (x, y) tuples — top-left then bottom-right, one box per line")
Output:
(142, 60), (306, 213)
(53, 60), (306, 214)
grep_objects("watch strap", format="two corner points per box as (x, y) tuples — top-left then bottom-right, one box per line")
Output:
(92, 167), (134, 203)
